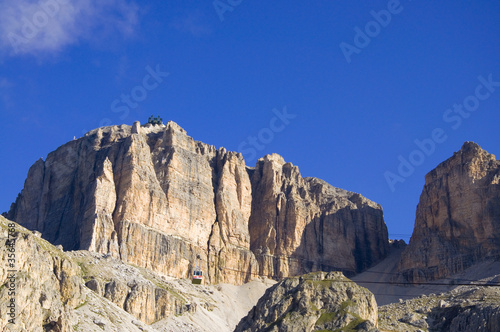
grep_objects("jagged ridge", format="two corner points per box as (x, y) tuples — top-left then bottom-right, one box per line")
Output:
(7, 121), (389, 285)
(397, 141), (500, 282)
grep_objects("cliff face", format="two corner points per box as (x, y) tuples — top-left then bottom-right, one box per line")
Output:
(398, 142), (500, 282)
(250, 154), (389, 277)
(235, 271), (379, 332)
(0, 217), (276, 331)
(7, 121), (389, 284)
(0, 216), (85, 331)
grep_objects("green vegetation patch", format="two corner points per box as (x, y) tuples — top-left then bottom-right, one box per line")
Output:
(333, 317), (366, 332)
(315, 300), (366, 331)
(307, 279), (334, 288)
(76, 262), (91, 278)
(316, 311), (338, 325)
(339, 300), (355, 312)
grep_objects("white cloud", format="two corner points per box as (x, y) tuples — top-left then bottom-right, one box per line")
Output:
(0, 0), (139, 57)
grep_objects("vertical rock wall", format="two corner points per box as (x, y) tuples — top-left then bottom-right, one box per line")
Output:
(249, 154), (389, 278)
(7, 121), (388, 284)
(397, 142), (500, 282)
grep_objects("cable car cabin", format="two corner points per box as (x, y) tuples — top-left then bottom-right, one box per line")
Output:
(192, 255), (203, 285)
(192, 270), (203, 284)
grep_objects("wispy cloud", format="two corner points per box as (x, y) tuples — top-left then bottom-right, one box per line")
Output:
(170, 11), (212, 37)
(0, 77), (14, 88)
(0, 77), (15, 109)
(0, 0), (140, 57)
(114, 55), (130, 83)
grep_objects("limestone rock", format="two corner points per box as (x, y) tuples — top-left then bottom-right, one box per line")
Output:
(249, 154), (389, 277)
(0, 216), (85, 332)
(397, 142), (500, 282)
(379, 284), (500, 332)
(70, 245), (196, 325)
(234, 271), (379, 332)
(0, 216), (275, 331)
(132, 121), (140, 134)
(85, 278), (103, 296)
(7, 121), (388, 285)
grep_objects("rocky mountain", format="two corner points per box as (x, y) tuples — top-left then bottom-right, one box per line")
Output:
(5, 215), (500, 332)
(0, 216), (85, 331)
(235, 271), (379, 332)
(397, 142), (500, 282)
(379, 280), (500, 332)
(0, 216), (275, 332)
(6, 121), (389, 285)
(250, 155), (389, 278)
(5, 131), (500, 332)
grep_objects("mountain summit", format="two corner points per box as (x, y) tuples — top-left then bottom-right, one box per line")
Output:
(397, 141), (500, 282)
(7, 121), (389, 284)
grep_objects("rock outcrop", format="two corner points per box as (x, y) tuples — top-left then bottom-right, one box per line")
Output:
(0, 216), (185, 331)
(397, 142), (500, 282)
(7, 121), (389, 285)
(0, 216), (277, 331)
(0, 216), (85, 331)
(70, 250), (195, 325)
(234, 271), (379, 332)
(250, 154), (389, 278)
(379, 281), (500, 332)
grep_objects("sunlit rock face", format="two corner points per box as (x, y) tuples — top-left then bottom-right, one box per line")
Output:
(397, 142), (500, 282)
(8, 121), (388, 284)
(249, 154), (389, 278)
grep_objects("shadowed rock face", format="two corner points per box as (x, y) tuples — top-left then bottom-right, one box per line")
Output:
(397, 142), (500, 282)
(7, 121), (389, 284)
(249, 154), (389, 278)
(379, 284), (500, 332)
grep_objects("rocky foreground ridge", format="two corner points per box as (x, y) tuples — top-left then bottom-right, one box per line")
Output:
(397, 142), (500, 282)
(379, 281), (500, 332)
(3, 200), (500, 331)
(6, 121), (389, 285)
(235, 271), (379, 332)
(0, 216), (85, 331)
(0, 216), (274, 331)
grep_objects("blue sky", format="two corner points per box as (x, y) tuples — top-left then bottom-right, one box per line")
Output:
(1, 0), (499, 242)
